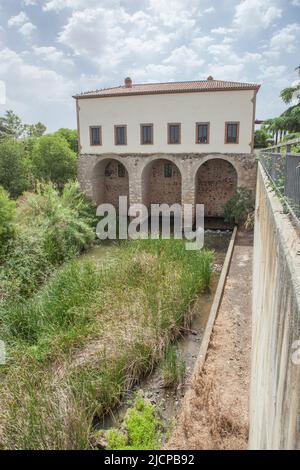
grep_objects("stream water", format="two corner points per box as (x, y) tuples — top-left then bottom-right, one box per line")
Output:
(81, 231), (232, 434)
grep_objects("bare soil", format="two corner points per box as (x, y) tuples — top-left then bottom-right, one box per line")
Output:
(167, 231), (253, 450)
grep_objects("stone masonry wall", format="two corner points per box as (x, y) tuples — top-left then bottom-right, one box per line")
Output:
(77, 152), (257, 216)
(143, 159), (181, 207)
(196, 159), (238, 217)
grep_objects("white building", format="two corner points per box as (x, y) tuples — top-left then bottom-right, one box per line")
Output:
(75, 77), (260, 217)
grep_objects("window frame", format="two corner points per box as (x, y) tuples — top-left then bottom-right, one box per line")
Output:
(195, 122), (210, 144)
(114, 125), (127, 146)
(89, 126), (102, 146)
(168, 123), (181, 145)
(140, 123), (154, 145)
(225, 121), (240, 144)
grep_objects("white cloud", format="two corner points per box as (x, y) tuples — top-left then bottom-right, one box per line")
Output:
(148, 0), (199, 27)
(258, 64), (287, 83)
(0, 47), (74, 104)
(19, 22), (36, 37)
(207, 63), (245, 81)
(58, 6), (178, 71)
(234, 0), (282, 30)
(191, 35), (214, 48)
(43, 0), (118, 11)
(270, 23), (300, 53)
(32, 46), (74, 65)
(211, 27), (235, 35)
(203, 7), (215, 14)
(291, 0), (300, 5)
(164, 45), (204, 70)
(22, 0), (38, 5)
(8, 12), (29, 27)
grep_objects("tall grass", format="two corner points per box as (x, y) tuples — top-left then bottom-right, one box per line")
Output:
(0, 239), (213, 449)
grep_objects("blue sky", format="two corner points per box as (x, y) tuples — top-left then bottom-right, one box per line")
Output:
(0, 0), (299, 132)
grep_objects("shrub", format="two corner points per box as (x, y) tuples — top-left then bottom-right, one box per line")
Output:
(0, 182), (96, 304)
(0, 186), (15, 257)
(17, 181), (95, 264)
(223, 187), (254, 224)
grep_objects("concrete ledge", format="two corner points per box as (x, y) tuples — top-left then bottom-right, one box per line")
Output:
(192, 225), (238, 376)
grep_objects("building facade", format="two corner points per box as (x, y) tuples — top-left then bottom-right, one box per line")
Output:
(75, 77), (260, 217)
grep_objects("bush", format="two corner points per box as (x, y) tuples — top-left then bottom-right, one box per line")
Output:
(0, 186), (16, 257)
(0, 181), (96, 304)
(17, 181), (95, 264)
(223, 187), (254, 224)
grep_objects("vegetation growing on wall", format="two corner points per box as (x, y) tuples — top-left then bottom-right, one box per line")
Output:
(223, 187), (254, 225)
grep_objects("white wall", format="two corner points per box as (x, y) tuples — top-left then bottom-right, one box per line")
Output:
(77, 89), (255, 154)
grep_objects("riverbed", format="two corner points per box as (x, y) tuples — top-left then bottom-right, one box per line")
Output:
(81, 231), (232, 437)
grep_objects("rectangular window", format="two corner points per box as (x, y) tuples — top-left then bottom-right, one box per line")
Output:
(225, 122), (239, 144)
(140, 124), (153, 145)
(115, 125), (127, 145)
(90, 126), (101, 146)
(196, 122), (209, 144)
(164, 163), (173, 178)
(168, 123), (181, 144)
(118, 163), (125, 177)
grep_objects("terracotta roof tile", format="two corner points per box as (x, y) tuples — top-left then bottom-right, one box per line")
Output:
(74, 79), (260, 99)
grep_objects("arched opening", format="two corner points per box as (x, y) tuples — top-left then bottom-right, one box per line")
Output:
(196, 158), (238, 218)
(92, 158), (129, 210)
(141, 158), (182, 208)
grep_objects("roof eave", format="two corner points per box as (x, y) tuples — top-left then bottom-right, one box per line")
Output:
(73, 85), (261, 100)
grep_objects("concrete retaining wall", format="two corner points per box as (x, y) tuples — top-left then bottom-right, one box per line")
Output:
(249, 163), (300, 449)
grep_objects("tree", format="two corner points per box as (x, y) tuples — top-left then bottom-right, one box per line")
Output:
(254, 129), (272, 148)
(0, 110), (24, 139)
(280, 66), (300, 105)
(23, 122), (47, 138)
(0, 138), (30, 198)
(54, 128), (78, 153)
(0, 186), (16, 256)
(264, 66), (300, 142)
(31, 134), (76, 188)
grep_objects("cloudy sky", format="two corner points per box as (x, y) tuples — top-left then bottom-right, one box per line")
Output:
(0, 0), (299, 132)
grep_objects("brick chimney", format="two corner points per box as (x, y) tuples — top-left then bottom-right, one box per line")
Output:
(124, 77), (132, 88)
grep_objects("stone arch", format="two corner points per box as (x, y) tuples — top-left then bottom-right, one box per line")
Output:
(195, 157), (238, 217)
(141, 158), (182, 208)
(91, 157), (129, 209)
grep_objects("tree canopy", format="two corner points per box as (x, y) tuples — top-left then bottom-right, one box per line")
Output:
(263, 66), (300, 144)
(0, 110), (78, 198)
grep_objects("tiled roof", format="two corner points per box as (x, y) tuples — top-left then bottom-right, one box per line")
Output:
(74, 79), (260, 99)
